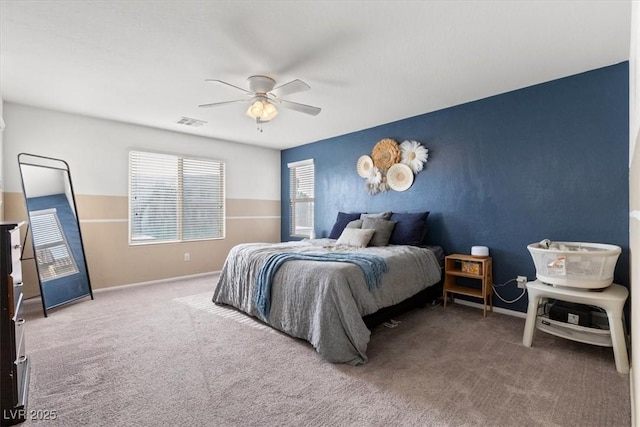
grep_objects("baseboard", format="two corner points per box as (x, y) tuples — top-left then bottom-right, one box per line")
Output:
(453, 298), (527, 319)
(92, 271), (221, 293)
(24, 270), (221, 307)
(631, 366), (636, 427)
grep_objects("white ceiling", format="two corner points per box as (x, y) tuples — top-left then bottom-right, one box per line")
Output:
(0, 1), (631, 150)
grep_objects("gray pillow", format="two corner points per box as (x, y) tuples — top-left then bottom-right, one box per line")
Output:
(360, 211), (392, 220)
(362, 217), (396, 246)
(346, 219), (363, 229)
(336, 228), (375, 247)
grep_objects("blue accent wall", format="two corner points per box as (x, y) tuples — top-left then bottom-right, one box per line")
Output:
(281, 63), (629, 313)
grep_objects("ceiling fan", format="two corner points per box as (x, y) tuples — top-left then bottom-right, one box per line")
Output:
(198, 75), (321, 124)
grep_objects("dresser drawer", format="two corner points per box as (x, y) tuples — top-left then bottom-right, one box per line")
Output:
(10, 280), (23, 323)
(9, 226), (22, 278)
(8, 226), (23, 318)
(13, 299), (26, 364)
(14, 354), (29, 409)
(12, 280), (23, 315)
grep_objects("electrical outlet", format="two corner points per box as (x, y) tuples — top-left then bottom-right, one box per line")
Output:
(516, 276), (527, 289)
(184, 252), (190, 262)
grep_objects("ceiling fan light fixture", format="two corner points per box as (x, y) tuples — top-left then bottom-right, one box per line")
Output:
(263, 102), (277, 118)
(246, 99), (278, 122)
(202, 76), (319, 123)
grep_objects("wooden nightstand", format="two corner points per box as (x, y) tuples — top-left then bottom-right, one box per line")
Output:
(443, 254), (493, 317)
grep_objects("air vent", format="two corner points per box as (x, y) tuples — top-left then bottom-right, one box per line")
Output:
(176, 117), (207, 127)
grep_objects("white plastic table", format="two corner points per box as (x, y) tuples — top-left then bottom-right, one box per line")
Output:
(522, 280), (629, 374)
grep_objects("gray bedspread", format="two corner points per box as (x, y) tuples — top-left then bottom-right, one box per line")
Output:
(212, 238), (442, 365)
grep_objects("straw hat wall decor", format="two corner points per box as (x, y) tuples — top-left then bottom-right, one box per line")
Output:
(355, 138), (429, 194)
(371, 138), (401, 171)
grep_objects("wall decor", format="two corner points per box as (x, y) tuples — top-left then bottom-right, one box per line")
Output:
(358, 138), (428, 194)
(387, 163), (414, 191)
(356, 155), (374, 178)
(371, 138), (401, 171)
(400, 140), (429, 173)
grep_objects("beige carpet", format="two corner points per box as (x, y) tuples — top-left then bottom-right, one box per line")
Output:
(21, 275), (630, 426)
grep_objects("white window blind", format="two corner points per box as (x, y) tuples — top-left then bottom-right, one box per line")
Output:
(129, 151), (225, 244)
(30, 208), (79, 281)
(288, 159), (314, 238)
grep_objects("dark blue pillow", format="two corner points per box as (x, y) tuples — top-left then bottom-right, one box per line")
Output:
(389, 212), (430, 246)
(329, 212), (363, 239)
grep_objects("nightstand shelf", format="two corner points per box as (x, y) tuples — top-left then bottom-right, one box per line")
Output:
(443, 254), (493, 317)
(522, 280), (629, 374)
(534, 315), (613, 347)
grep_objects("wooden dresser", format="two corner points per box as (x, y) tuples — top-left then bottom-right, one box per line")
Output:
(0, 222), (30, 426)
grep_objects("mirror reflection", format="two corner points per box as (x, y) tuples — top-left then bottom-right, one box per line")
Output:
(18, 153), (93, 316)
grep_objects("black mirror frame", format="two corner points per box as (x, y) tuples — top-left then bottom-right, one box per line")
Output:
(17, 153), (93, 317)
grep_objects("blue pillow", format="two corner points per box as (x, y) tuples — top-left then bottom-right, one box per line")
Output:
(389, 212), (430, 246)
(329, 212), (363, 239)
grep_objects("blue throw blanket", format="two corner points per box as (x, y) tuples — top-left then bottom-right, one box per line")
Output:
(255, 252), (388, 318)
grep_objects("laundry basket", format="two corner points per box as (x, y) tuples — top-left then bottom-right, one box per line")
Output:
(527, 242), (621, 289)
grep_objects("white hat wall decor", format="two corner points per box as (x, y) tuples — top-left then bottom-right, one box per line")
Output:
(356, 138), (428, 194)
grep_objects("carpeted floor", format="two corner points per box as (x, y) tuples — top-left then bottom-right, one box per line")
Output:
(20, 274), (630, 426)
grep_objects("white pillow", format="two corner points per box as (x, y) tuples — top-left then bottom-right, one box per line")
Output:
(336, 228), (375, 247)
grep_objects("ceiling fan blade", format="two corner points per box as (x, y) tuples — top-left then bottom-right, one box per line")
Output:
(205, 79), (253, 95)
(275, 99), (321, 116)
(198, 99), (249, 108)
(270, 79), (310, 98)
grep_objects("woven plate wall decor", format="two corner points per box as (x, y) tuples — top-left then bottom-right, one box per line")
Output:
(387, 163), (414, 191)
(371, 138), (400, 171)
(356, 155), (374, 178)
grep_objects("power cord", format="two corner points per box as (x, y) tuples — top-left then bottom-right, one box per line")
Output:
(382, 319), (401, 328)
(492, 278), (528, 304)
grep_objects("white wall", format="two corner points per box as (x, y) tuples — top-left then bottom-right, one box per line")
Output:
(630, 1), (639, 424)
(3, 103), (280, 199)
(19, 164), (66, 198)
(2, 102), (282, 294)
(633, 1), (639, 166)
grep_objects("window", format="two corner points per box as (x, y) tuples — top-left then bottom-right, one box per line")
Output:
(129, 151), (225, 245)
(29, 208), (79, 281)
(288, 159), (314, 238)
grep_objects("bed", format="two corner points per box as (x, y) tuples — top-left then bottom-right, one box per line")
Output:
(211, 211), (443, 365)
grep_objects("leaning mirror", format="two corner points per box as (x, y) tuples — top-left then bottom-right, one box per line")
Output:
(18, 153), (93, 317)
